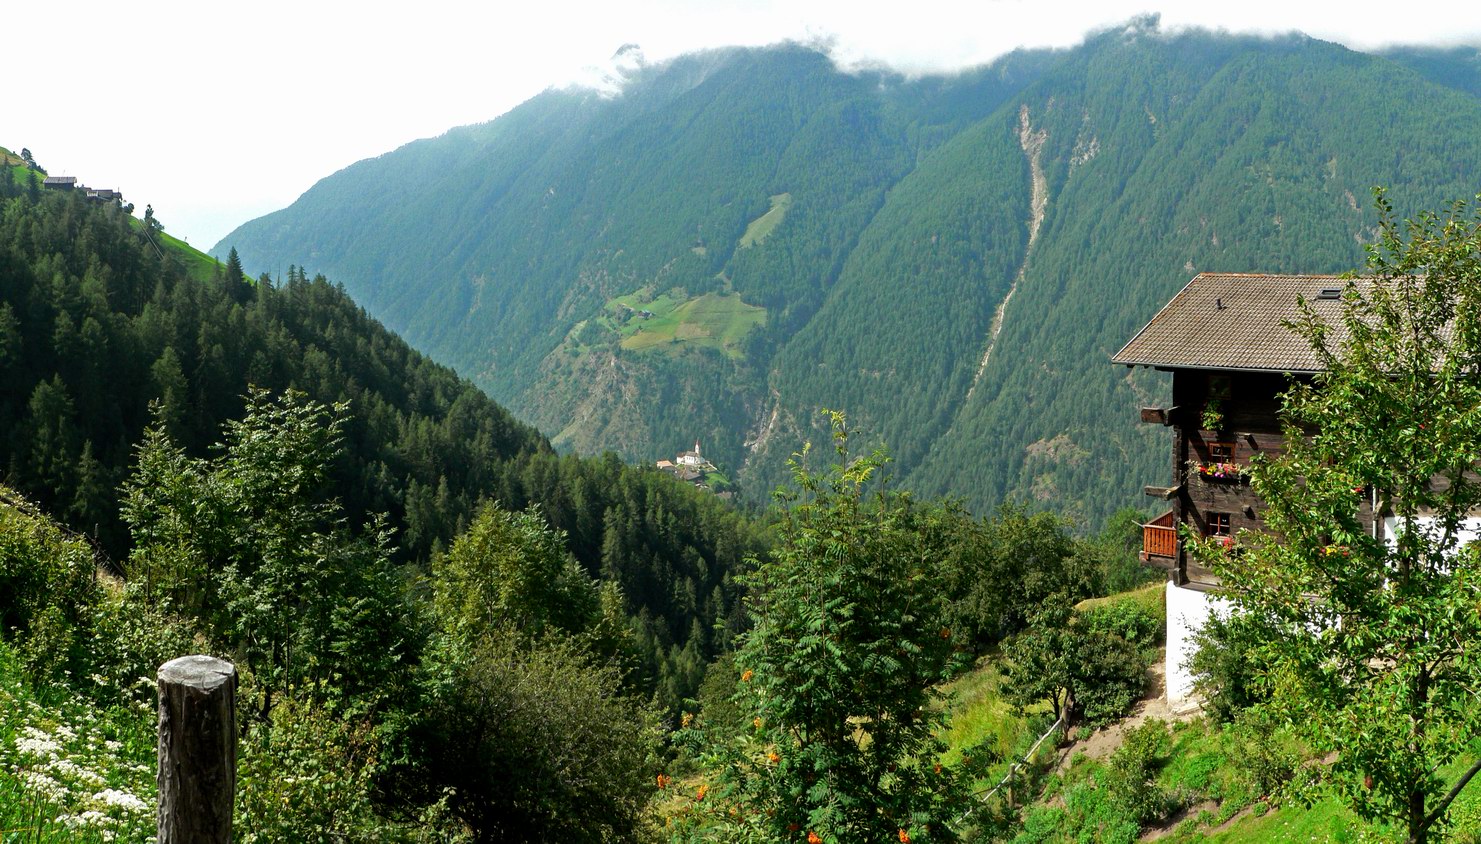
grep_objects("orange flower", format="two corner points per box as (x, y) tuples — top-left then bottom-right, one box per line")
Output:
(742, 669), (754, 682)
(933, 762), (942, 774)
(939, 627), (951, 639)
(899, 830), (911, 843)
(753, 717), (764, 730)
(656, 773), (671, 789)
(788, 823), (800, 832)
(681, 712), (694, 728)
(808, 832), (823, 844)
(695, 784), (708, 801)
(768, 751), (781, 764)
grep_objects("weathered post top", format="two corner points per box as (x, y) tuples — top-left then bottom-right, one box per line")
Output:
(159, 655), (236, 691)
(157, 655), (237, 844)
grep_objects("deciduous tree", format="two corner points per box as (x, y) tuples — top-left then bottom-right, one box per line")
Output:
(679, 413), (966, 842)
(1208, 192), (1481, 843)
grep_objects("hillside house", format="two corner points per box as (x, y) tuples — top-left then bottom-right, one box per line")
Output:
(42, 176), (77, 190)
(1112, 273), (1389, 707)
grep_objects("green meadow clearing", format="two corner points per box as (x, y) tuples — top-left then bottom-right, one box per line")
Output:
(608, 291), (766, 358)
(739, 192), (792, 248)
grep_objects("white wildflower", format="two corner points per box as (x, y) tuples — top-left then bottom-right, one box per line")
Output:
(15, 734), (61, 757)
(93, 788), (149, 813)
(45, 758), (107, 788)
(21, 770), (66, 800)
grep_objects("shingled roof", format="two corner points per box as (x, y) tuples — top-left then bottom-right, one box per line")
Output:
(1112, 273), (1364, 373)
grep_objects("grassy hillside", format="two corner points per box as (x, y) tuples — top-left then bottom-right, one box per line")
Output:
(738, 192), (792, 247)
(609, 290), (766, 356)
(937, 583), (1481, 842)
(217, 24), (1481, 526)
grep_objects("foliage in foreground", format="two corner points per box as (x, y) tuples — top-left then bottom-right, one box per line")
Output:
(674, 413), (968, 843)
(384, 501), (661, 842)
(121, 388), (418, 714)
(0, 641), (154, 843)
(1205, 193), (1481, 843)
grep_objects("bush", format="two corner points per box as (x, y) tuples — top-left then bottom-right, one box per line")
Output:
(0, 488), (101, 684)
(1078, 633), (1149, 729)
(236, 698), (412, 843)
(1081, 597), (1164, 654)
(1104, 720), (1172, 827)
(1188, 610), (1272, 723)
(391, 631), (661, 842)
(86, 583), (201, 708)
(1226, 712), (1302, 802)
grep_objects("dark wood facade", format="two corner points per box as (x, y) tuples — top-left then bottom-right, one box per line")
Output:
(1139, 367), (1379, 588)
(1112, 274), (1400, 588)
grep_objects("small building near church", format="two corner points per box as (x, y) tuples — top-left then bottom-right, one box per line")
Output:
(676, 440), (710, 470)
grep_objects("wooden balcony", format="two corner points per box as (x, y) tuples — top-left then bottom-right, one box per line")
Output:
(1141, 510), (1178, 563)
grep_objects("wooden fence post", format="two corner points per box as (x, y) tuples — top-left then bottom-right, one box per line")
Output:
(157, 655), (237, 843)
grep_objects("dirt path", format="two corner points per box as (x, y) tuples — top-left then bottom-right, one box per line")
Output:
(1053, 649), (1197, 772)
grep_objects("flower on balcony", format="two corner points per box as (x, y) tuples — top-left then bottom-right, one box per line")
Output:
(1197, 461), (1249, 481)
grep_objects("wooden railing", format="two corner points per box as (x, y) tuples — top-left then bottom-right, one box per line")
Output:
(1143, 525), (1178, 558)
(1143, 511), (1178, 559)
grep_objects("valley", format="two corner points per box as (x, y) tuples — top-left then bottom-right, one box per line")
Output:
(8, 11), (1481, 842)
(219, 24), (1481, 525)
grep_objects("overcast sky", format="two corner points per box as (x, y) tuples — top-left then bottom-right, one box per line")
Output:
(7, 0), (1479, 252)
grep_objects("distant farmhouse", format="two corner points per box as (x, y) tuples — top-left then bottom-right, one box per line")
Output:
(42, 174), (123, 205)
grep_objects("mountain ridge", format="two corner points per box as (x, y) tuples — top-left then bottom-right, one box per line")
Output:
(217, 24), (1481, 524)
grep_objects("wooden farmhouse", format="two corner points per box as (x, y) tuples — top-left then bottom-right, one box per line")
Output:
(1112, 272), (1390, 706)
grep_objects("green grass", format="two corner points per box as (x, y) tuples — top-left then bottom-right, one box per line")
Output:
(126, 217), (224, 284)
(1076, 581), (1163, 616)
(158, 229), (224, 283)
(739, 192), (792, 248)
(1197, 797), (1381, 843)
(1, 143), (38, 191)
(939, 655), (1047, 793)
(610, 291), (765, 358)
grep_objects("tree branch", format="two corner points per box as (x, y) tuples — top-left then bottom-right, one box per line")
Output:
(1413, 754), (1481, 843)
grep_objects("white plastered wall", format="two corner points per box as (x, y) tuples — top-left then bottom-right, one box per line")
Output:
(1165, 581), (1231, 712)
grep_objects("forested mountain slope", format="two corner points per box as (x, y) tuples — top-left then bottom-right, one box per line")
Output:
(218, 20), (1481, 524)
(0, 169), (764, 707)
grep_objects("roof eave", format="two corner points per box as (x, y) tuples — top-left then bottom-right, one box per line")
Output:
(1113, 359), (1321, 375)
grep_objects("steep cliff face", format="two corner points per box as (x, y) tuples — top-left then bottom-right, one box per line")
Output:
(218, 27), (1481, 523)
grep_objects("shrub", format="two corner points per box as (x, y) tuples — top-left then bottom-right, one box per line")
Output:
(1188, 610), (1272, 723)
(392, 631), (660, 842)
(1081, 598), (1164, 653)
(236, 697), (435, 843)
(0, 488), (101, 684)
(1104, 720), (1172, 827)
(1226, 712), (1302, 802)
(1077, 632), (1149, 729)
